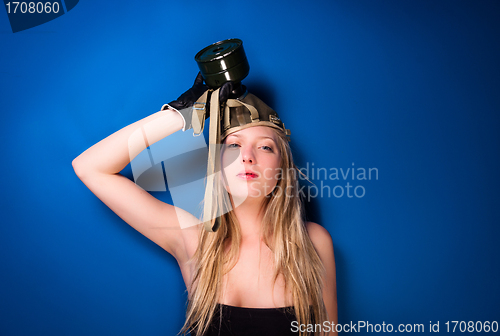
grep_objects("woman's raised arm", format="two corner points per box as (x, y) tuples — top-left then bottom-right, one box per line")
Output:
(72, 108), (199, 263)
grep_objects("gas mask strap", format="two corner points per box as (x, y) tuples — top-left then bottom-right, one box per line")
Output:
(226, 98), (260, 122)
(203, 88), (221, 232)
(192, 90), (211, 136)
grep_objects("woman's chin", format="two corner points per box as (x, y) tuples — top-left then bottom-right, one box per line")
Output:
(227, 188), (266, 207)
(225, 181), (277, 206)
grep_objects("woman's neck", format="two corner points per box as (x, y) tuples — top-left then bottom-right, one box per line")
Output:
(232, 198), (266, 239)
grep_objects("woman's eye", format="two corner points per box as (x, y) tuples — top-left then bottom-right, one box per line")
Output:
(227, 143), (240, 149)
(261, 145), (273, 152)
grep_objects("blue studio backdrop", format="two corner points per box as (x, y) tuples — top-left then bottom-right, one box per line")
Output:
(1, 1), (499, 335)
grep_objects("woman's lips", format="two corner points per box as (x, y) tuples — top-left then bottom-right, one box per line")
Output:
(237, 172), (259, 180)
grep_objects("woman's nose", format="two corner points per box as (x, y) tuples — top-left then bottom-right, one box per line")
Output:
(241, 147), (255, 163)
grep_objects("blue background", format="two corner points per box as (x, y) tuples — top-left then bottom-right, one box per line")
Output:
(1, 1), (499, 335)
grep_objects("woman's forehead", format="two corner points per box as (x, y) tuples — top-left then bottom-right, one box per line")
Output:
(225, 126), (277, 141)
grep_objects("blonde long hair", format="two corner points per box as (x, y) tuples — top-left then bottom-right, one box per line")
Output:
(181, 127), (327, 336)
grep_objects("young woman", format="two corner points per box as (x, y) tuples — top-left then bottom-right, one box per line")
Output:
(72, 74), (338, 335)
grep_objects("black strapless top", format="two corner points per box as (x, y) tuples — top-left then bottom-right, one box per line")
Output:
(192, 303), (299, 336)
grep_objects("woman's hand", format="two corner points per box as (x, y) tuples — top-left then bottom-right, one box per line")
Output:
(167, 72), (209, 112)
(163, 72), (243, 132)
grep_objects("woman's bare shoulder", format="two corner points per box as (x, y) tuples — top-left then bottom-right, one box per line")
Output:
(306, 221), (335, 266)
(306, 221), (333, 250)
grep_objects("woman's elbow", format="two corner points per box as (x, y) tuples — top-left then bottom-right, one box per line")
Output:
(72, 155), (88, 180)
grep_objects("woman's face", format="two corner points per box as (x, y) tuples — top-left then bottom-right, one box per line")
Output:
(221, 126), (282, 203)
